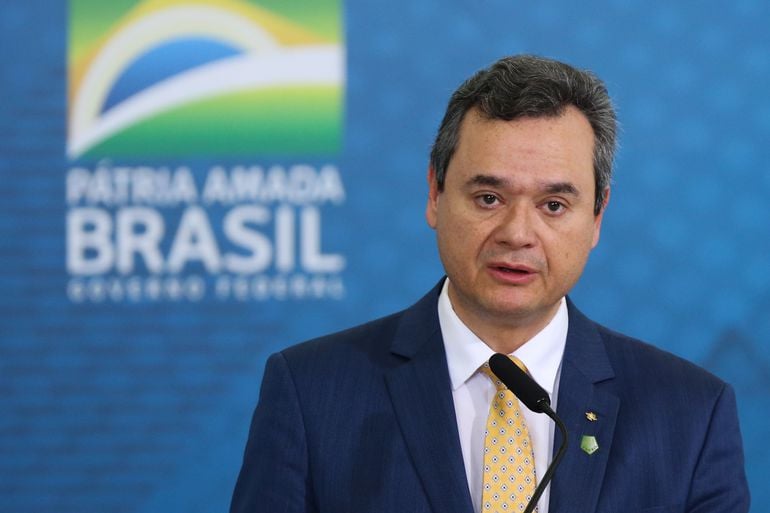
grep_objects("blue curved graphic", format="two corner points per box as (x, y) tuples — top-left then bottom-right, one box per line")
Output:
(103, 37), (242, 113)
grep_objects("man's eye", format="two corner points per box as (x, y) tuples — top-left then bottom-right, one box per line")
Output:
(478, 194), (498, 206)
(546, 201), (565, 213)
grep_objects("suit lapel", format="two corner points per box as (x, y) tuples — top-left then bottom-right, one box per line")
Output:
(384, 283), (474, 513)
(548, 301), (619, 513)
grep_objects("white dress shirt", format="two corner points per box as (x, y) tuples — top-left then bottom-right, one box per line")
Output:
(438, 280), (568, 513)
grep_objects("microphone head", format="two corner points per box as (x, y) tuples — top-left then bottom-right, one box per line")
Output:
(489, 353), (551, 413)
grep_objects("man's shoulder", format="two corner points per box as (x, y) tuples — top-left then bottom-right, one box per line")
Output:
(273, 281), (443, 375)
(283, 308), (407, 360)
(593, 320), (728, 394)
(254, 310), (409, 398)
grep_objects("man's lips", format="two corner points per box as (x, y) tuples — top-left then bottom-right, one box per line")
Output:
(488, 262), (538, 274)
(486, 262), (540, 283)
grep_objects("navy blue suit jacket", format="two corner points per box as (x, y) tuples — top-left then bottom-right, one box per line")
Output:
(231, 281), (749, 513)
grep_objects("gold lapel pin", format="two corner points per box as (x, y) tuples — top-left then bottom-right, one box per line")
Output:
(585, 411), (598, 422)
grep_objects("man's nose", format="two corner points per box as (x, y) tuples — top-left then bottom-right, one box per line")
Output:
(493, 203), (537, 248)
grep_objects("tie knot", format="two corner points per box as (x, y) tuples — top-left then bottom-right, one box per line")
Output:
(480, 355), (529, 391)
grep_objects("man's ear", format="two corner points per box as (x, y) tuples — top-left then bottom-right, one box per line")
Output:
(425, 166), (440, 229)
(591, 187), (610, 248)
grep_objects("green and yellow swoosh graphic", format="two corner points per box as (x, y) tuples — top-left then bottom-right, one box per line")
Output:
(68, 0), (344, 159)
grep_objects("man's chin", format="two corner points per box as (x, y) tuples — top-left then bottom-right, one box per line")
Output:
(479, 295), (559, 325)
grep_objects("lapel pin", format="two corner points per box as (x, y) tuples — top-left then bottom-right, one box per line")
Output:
(580, 435), (599, 455)
(585, 411), (598, 422)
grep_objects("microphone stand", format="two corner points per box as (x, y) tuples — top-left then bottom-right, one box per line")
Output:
(523, 403), (568, 513)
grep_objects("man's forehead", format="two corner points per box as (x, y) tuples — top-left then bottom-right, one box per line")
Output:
(463, 174), (582, 196)
(462, 105), (574, 128)
(453, 106), (596, 164)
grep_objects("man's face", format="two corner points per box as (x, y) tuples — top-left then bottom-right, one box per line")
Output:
(426, 106), (606, 332)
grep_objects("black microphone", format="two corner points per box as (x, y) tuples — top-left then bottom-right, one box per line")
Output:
(489, 353), (569, 513)
(489, 353), (551, 413)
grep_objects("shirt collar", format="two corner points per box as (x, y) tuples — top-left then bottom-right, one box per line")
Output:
(438, 279), (568, 396)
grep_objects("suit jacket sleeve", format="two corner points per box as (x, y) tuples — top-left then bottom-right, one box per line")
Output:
(230, 352), (316, 513)
(687, 382), (750, 512)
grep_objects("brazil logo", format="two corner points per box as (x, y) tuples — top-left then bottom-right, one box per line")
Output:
(67, 0), (344, 159)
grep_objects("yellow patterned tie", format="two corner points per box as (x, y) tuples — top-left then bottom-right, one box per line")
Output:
(480, 356), (538, 512)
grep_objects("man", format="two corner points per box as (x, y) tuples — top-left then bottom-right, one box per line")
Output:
(230, 55), (750, 513)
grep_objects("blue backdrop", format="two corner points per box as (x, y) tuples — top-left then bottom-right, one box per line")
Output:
(1, 1), (768, 512)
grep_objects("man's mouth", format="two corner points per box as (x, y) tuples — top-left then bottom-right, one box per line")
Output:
(492, 264), (536, 274)
(497, 266), (529, 273)
(486, 263), (539, 285)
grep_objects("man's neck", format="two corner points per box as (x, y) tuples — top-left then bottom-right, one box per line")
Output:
(447, 287), (562, 354)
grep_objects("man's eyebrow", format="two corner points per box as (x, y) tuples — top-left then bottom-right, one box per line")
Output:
(465, 175), (581, 196)
(465, 174), (508, 188)
(544, 182), (580, 196)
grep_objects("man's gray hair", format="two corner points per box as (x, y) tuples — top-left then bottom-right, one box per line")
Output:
(430, 54), (617, 215)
